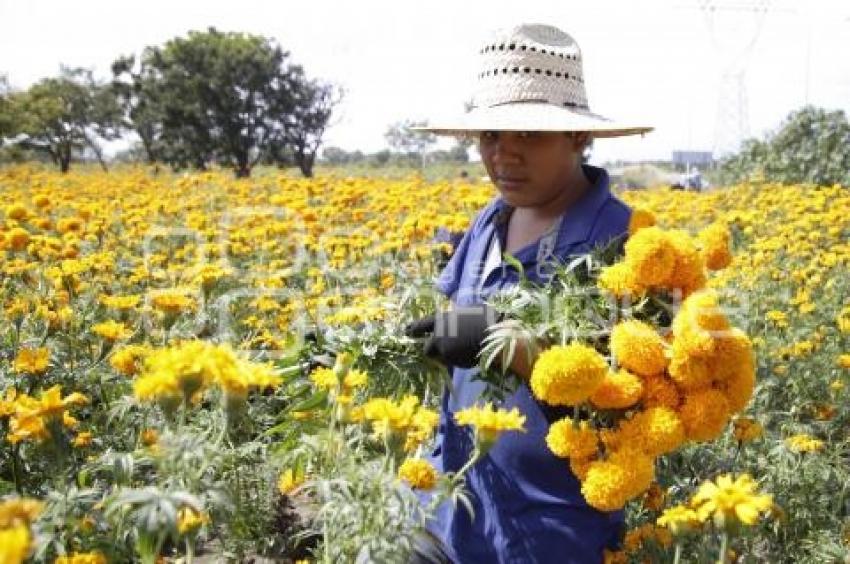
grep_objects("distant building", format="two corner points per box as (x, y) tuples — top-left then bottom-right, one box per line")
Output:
(671, 151), (714, 168)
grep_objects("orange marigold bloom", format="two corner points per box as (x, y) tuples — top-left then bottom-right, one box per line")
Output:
(624, 227), (677, 286)
(678, 388), (731, 442)
(640, 373), (681, 410)
(698, 223), (733, 271)
(610, 320), (668, 377)
(590, 369), (644, 409)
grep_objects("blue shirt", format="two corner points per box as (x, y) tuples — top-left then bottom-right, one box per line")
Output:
(426, 164), (632, 564)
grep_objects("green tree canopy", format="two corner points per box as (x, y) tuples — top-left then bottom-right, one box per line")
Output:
(720, 106), (850, 187)
(6, 67), (122, 172)
(113, 28), (338, 177)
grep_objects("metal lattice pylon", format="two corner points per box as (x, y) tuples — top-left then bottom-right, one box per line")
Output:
(698, 0), (772, 156)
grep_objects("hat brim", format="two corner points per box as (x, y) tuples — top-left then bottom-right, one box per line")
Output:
(414, 102), (653, 138)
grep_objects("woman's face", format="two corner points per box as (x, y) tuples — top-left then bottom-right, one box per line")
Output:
(478, 131), (590, 208)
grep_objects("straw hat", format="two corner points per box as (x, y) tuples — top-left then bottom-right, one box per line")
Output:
(417, 24), (653, 138)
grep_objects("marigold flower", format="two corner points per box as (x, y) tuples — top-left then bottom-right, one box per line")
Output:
(54, 552), (108, 564)
(664, 229), (707, 296)
(12, 347), (50, 375)
(309, 367), (338, 391)
(0, 497), (44, 528)
(784, 433), (824, 453)
(624, 227), (677, 286)
(610, 320), (668, 377)
(581, 449), (654, 512)
(678, 388), (731, 442)
(0, 524), (30, 564)
(590, 369), (644, 409)
(530, 343), (608, 406)
(72, 432), (93, 448)
(690, 473), (773, 527)
(656, 504), (701, 534)
(597, 263), (645, 299)
(454, 403), (526, 449)
(7, 227), (30, 251)
(667, 345), (713, 392)
(278, 468), (305, 494)
(618, 406), (686, 457)
(176, 507), (210, 535)
(642, 482), (666, 512)
(109, 344), (150, 377)
(732, 417), (763, 443)
(91, 319), (132, 341)
(546, 417), (599, 460)
(698, 223), (733, 270)
(640, 374), (681, 410)
(627, 208), (656, 235)
(837, 354), (850, 369)
(398, 458), (439, 490)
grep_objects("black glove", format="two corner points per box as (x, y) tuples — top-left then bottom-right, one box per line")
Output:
(404, 304), (503, 368)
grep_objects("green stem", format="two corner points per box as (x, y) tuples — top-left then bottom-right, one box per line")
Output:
(717, 530), (729, 564)
(673, 542), (682, 564)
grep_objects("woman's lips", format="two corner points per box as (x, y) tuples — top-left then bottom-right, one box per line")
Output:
(495, 176), (529, 190)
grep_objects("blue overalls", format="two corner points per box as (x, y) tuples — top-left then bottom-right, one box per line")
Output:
(426, 164), (632, 563)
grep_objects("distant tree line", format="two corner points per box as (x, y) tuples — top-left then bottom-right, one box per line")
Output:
(0, 28), (339, 177)
(719, 106), (850, 187)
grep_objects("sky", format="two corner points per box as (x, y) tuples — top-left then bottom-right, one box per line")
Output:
(1, 0), (849, 163)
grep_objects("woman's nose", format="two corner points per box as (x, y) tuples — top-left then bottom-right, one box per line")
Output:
(490, 133), (523, 164)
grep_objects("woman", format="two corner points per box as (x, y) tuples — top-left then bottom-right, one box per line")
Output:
(404, 23), (653, 563)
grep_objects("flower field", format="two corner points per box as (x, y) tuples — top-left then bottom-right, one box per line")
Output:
(0, 165), (848, 563)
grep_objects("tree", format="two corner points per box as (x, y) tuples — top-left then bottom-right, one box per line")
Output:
(282, 81), (341, 177)
(7, 67), (122, 172)
(115, 28), (336, 178)
(111, 55), (165, 164)
(0, 75), (13, 145)
(384, 120), (436, 161)
(720, 106), (850, 186)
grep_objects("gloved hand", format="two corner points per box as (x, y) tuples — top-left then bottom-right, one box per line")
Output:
(404, 304), (503, 368)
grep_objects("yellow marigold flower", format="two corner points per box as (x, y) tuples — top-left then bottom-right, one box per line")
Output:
(619, 406), (685, 457)
(405, 407), (440, 452)
(711, 328), (754, 381)
(33, 195), (50, 208)
(454, 403), (526, 449)
(91, 319), (132, 341)
(342, 369), (368, 390)
(672, 290), (730, 358)
(603, 548), (627, 564)
(597, 263), (645, 299)
(656, 504), (701, 535)
(309, 367), (338, 391)
(0, 497), (44, 527)
(664, 229), (706, 296)
(698, 223), (733, 271)
(838, 354), (850, 369)
(690, 473), (773, 527)
(109, 344), (150, 377)
(627, 208), (656, 235)
(624, 227), (677, 286)
(54, 552), (108, 564)
(177, 507), (210, 535)
(278, 468), (305, 494)
(640, 374), (681, 410)
(716, 358), (756, 413)
(668, 345), (713, 391)
(546, 417), (599, 460)
(610, 320), (668, 377)
(530, 343), (608, 406)
(678, 388), (731, 442)
(785, 433), (824, 453)
(581, 449), (654, 512)
(72, 432), (93, 448)
(150, 290), (196, 314)
(570, 456), (594, 481)
(766, 310), (788, 328)
(590, 369), (643, 409)
(98, 294), (141, 310)
(13, 347), (50, 375)
(0, 524), (30, 564)
(732, 417), (763, 443)
(830, 379), (845, 392)
(141, 428), (159, 446)
(7, 227), (30, 251)
(6, 203), (29, 220)
(398, 458), (439, 490)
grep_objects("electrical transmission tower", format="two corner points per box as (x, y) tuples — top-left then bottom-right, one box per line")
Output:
(697, 0), (772, 157)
